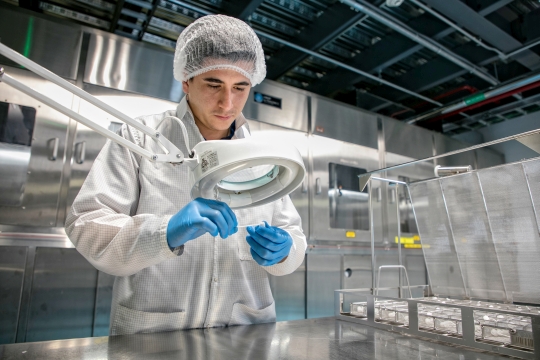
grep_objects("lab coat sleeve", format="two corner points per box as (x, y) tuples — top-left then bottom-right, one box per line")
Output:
(264, 196), (307, 276)
(65, 124), (177, 277)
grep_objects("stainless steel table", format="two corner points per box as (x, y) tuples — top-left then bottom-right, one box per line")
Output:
(0, 317), (512, 359)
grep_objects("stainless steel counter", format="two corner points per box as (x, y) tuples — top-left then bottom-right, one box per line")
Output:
(0, 317), (513, 360)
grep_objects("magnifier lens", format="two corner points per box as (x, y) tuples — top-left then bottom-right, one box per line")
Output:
(218, 164), (280, 192)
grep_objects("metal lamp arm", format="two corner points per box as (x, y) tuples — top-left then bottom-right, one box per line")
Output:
(0, 42), (185, 163)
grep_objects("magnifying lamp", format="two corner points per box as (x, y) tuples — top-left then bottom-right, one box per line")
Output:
(0, 42), (305, 209)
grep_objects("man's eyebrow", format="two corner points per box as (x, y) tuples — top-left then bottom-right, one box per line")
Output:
(203, 77), (250, 86)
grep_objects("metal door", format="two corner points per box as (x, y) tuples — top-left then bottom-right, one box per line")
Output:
(0, 66), (73, 226)
(309, 135), (381, 242)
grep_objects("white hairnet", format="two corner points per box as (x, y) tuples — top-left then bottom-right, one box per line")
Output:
(174, 15), (266, 86)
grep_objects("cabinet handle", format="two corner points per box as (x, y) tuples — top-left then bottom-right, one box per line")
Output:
(75, 141), (86, 164)
(48, 138), (59, 161)
(389, 188), (396, 204)
(315, 178), (321, 195)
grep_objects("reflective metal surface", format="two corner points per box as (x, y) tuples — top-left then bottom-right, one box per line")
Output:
(84, 33), (182, 102)
(383, 117), (434, 161)
(0, 66), (73, 227)
(433, 132), (477, 168)
(0, 317), (514, 359)
(243, 80), (309, 132)
(311, 96), (378, 149)
(0, 6), (82, 80)
(0, 143), (31, 207)
(309, 135), (381, 242)
(0, 246), (26, 344)
(307, 254), (341, 319)
(25, 248), (98, 342)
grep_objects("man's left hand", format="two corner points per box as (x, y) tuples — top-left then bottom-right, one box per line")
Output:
(246, 221), (292, 266)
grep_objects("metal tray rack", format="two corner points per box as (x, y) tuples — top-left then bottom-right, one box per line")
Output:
(335, 291), (540, 359)
(336, 132), (540, 359)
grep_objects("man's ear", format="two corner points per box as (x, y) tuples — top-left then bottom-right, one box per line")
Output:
(182, 80), (189, 94)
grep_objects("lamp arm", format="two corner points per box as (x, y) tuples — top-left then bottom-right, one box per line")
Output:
(0, 42), (185, 164)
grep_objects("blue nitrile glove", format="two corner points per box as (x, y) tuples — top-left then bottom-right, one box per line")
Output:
(246, 221), (293, 266)
(167, 198), (238, 249)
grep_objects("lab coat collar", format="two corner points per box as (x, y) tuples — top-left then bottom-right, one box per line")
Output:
(176, 96), (250, 140)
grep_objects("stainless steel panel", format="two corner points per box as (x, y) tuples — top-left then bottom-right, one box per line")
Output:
(475, 147), (504, 169)
(0, 6), (82, 80)
(93, 271), (115, 337)
(433, 133), (476, 168)
(0, 143), (31, 207)
(0, 317), (516, 360)
(383, 117), (434, 160)
(242, 80), (309, 132)
(306, 254), (341, 318)
(0, 226), (75, 248)
(404, 253), (427, 298)
(248, 121), (310, 238)
(311, 96), (378, 148)
(269, 258), (305, 321)
(62, 85), (178, 221)
(84, 33), (183, 102)
(343, 255), (371, 289)
(384, 152), (435, 237)
(309, 135), (381, 242)
(0, 246), (26, 344)
(0, 66), (73, 227)
(25, 248), (98, 342)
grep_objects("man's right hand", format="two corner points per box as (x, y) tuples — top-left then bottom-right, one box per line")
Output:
(166, 198), (238, 249)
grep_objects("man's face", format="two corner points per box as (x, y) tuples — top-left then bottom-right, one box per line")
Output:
(182, 69), (251, 138)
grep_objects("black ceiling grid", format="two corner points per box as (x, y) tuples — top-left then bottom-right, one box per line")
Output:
(6, 0), (540, 134)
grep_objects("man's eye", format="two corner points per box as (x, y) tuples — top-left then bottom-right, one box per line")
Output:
(235, 87), (246, 92)
(208, 84), (220, 89)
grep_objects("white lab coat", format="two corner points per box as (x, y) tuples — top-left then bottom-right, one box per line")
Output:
(65, 96), (307, 335)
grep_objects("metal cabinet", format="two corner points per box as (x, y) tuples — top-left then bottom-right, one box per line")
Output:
(0, 66), (74, 227)
(309, 135), (381, 242)
(243, 80), (309, 132)
(0, 246), (27, 344)
(311, 96), (379, 149)
(84, 33), (182, 102)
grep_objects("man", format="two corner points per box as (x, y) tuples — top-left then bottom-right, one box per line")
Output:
(65, 14), (307, 335)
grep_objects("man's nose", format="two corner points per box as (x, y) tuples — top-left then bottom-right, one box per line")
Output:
(219, 89), (234, 111)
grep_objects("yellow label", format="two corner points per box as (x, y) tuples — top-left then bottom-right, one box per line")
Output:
(395, 235), (420, 244)
(405, 244), (422, 249)
(345, 231), (356, 238)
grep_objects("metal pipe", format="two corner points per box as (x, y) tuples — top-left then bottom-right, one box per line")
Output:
(407, 72), (540, 124)
(407, 0), (507, 59)
(395, 186), (402, 298)
(369, 178), (376, 295)
(341, 0), (499, 86)
(254, 30), (442, 106)
(505, 38), (540, 60)
(424, 79), (540, 124)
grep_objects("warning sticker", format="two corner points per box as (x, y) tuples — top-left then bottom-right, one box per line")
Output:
(201, 150), (219, 173)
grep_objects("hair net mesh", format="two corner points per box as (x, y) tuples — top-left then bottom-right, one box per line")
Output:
(174, 15), (266, 86)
